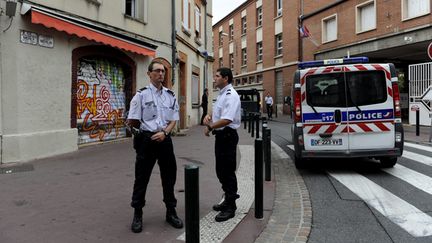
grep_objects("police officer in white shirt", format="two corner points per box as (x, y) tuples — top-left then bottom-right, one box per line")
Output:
(265, 92), (274, 120)
(127, 60), (183, 233)
(203, 67), (241, 222)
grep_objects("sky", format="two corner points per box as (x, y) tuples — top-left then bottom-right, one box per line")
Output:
(212, 0), (247, 25)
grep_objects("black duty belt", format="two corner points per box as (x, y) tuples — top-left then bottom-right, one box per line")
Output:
(212, 127), (236, 135)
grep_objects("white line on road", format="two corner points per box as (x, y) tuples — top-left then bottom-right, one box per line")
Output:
(403, 150), (432, 166)
(287, 144), (294, 151)
(383, 164), (432, 195)
(404, 142), (432, 153)
(328, 171), (432, 237)
(177, 145), (255, 242)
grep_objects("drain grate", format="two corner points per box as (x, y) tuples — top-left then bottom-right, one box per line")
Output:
(0, 163), (35, 174)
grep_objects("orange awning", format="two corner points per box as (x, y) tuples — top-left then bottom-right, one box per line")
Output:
(30, 9), (155, 57)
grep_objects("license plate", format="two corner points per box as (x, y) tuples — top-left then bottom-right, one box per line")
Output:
(311, 138), (342, 146)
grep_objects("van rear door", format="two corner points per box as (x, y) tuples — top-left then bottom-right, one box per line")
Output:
(344, 64), (395, 150)
(301, 66), (350, 152)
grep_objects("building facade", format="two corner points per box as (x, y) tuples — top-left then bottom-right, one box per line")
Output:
(0, 0), (212, 164)
(213, 0), (432, 124)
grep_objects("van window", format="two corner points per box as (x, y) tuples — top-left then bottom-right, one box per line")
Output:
(346, 71), (387, 106)
(306, 73), (346, 107)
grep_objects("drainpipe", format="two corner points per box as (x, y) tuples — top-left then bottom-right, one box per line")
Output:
(298, 0), (304, 62)
(171, 0), (176, 86)
(204, 2), (208, 89)
(0, 42), (3, 164)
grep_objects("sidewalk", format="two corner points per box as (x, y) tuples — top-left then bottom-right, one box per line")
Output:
(0, 126), (277, 243)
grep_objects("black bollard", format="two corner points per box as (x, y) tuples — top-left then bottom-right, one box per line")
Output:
(185, 165), (199, 243)
(251, 114), (255, 137)
(255, 114), (260, 138)
(262, 118), (267, 139)
(254, 138), (263, 219)
(248, 113), (251, 133)
(244, 115), (247, 129)
(416, 109), (420, 136)
(265, 128), (271, 181)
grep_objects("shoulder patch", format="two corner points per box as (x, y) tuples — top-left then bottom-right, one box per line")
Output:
(166, 89), (175, 96)
(138, 86), (148, 93)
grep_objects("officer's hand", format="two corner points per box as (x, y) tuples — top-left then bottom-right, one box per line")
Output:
(151, 132), (165, 142)
(204, 127), (211, 137)
(203, 115), (211, 125)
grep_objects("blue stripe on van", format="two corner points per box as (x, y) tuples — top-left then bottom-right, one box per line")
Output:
(303, 109), (394, 123)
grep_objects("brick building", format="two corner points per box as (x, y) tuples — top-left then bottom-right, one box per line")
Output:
(213, 0), (432, 119)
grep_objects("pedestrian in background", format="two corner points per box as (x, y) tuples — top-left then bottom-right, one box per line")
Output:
(126, 59), (183, 233)
(200, 88), (209, 125)
(203, 67), (241, 222)
(265, 92), (273, 120)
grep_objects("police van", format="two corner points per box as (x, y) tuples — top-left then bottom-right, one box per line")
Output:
(291, 57), (404, 168)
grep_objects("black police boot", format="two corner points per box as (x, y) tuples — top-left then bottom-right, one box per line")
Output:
(166, 207), (183, 229)
(212, 200), (229, 211)
(215, 202), (236, 222)
(131, 208), (143, 233)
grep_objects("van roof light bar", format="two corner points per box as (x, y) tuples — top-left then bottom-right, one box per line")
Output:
(298, 57), (369, 69)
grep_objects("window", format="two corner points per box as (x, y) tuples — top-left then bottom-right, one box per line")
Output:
(275, 0), (282, 17)
(275, 71), (283, 103)
(182, 0), (190, 29)
(242, 77), (248, 85)
(256, 42), (263, 62)
(305, 71), (386, 107)
(257, 74), (263, 83)
(356, 1), (376, 33)
(257, 6), (263, 26)
(192, 74), (200, 105)
(322, 14), (337, 43)
(194, 4), (201, 37)
(219, 57), (223, 68)
(230, 53), (234, 69)
(275, 34), (283, 56)
(249, 76), (255, 84)
(219, 31), (223, 46)
(241, 48), (247, 66)
(402, 0), (430, 20)
(125, 0), (147, 21)
(235, 79), (241, 86)
(229, 24), (234, 41)
(241, 17), (247, 35)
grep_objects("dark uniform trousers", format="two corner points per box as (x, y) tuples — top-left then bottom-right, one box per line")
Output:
(131, 131), (177, 209)
(214, 127), (239, 203)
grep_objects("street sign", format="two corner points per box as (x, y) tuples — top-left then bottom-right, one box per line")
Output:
(428, 43), (432, 60)
(411, 104), (420, 111)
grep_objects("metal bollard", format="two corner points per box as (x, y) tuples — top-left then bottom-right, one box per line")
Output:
(248, 113), (252, 133)
(251, 114), (255, 137)
(185, 165), (199, 243)
(416, 110), (420, 136)
(254, 138), (263, 219)
(265, 128), (271, 181)
(244, 114), (247, 129)
(262, 118), (267, 140)
(255, 114), (260, 138)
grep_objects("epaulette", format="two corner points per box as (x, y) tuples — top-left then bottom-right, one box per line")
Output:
(137, 86), (148, 93)
(166, 89), (175, 96)
(226, 89), (231, 95)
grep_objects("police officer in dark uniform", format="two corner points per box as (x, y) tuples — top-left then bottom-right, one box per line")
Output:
(203, 67), (241, 222)
(127, 60), (183, 233)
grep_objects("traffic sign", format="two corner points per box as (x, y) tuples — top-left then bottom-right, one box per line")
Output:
(411, 104), (419, 111)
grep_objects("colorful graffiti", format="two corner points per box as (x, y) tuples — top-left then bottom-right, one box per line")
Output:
(76, 58), (127, 144)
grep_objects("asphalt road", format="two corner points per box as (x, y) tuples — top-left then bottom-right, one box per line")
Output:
(268, 119), (432, 243)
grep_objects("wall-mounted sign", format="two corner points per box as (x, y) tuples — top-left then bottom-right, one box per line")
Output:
(20, 30), (54, 48)
(428, 42), (432, 60)
(38, 34), (54, 48)
(20, 30), (38, 45)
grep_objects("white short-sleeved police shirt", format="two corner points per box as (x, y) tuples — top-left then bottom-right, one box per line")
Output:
(265, 96), (273, 105)
(212, 84), (241, 130)
(128, 83), (179, 132)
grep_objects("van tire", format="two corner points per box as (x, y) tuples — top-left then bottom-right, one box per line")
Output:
(294, 155), (306, 169)
(380, 157), (397, 168)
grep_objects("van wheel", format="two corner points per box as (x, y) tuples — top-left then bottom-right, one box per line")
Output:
(380, 157), (397, 168)
(294, 155), (306, 169)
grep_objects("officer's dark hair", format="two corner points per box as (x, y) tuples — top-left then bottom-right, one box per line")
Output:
(148, 60), (167, 72)
(204, 88), (208, 92)
(217, 67), (233, 84)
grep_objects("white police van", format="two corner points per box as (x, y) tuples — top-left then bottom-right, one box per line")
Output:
(291, 57), (404, 168)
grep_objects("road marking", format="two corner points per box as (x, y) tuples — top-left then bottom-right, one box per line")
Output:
(271, 141), (289, 158)
(177, 145), (255, 242)
(287, 144), (295, 151)
(328, 171), (432, 237)
(383, 164), (432, 195)
(404, 142), (432, 153)
(403, 150), (432, 166)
